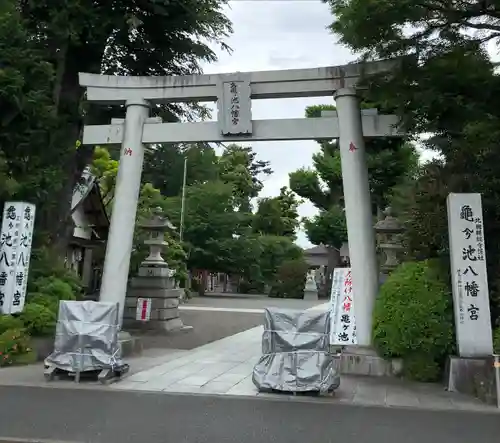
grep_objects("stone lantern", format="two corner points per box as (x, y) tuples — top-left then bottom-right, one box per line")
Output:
(123, 207), (190, 333)
(373, 207), (405, 277)
(137, 206), (176, 273)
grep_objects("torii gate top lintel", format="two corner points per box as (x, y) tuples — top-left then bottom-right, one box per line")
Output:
(79, 58), (398, 104)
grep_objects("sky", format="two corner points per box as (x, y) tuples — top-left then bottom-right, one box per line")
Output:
(198, 0), (497, 248)
(199, 0), (351, 248)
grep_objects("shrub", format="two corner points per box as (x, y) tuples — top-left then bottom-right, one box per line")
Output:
(403, 354), (441, 382)
(27, 293), (60, 314)
(33, 277), (76, 302)
(373, 259), (455, 381)
(269, 259), (309, 299)
(28, 247), (83, 296)
(19, 303), (57, 337)
(0, 328), (35, 367)
(0, 315), (24, 335)
(239, 279), (265, 294)
(494, 327), (500, 354)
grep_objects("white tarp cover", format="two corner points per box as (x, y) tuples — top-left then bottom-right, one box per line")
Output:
(44, 300), (123, 372)
(252, 308), (340, 393)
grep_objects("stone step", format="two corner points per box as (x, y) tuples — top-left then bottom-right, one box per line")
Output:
(339, 352), (395, 377)
(118, 331), (143, 357)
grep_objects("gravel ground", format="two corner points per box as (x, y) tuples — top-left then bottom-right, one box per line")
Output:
(136, 295), (323, 351)
(138, 310), (264, 350)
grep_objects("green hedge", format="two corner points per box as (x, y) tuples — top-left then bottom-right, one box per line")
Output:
(373, 259), (455, 381)
(0, 315), (24, 335)
(19, 303), (57, 337)
(269, 259), (309, 299)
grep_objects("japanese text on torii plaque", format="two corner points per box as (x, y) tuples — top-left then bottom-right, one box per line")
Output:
(216, 74), (252, 136)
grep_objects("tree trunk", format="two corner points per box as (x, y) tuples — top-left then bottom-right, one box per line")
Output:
(199, 271), (207, 296)
(47, 44), (103, 256)
(325, 246), (340, 297)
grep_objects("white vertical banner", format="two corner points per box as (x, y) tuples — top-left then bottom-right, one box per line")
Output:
(329, 267), (357, 345)
(0, 202), (36, 314)
(447, 193), (493, 357)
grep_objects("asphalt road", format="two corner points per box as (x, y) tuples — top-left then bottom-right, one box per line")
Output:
(0, 386), (499, 443)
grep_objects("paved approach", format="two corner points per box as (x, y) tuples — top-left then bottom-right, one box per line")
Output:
(0, 386), (499, 443)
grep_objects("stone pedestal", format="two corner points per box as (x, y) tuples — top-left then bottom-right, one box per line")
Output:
(118, 330), (143, 356)
(334, 345), (394, 377)
(304, 290), (319, 301)
(446, 355), (498, 405)
(123, 264), (190, 332)
(304, 271), (319, 301)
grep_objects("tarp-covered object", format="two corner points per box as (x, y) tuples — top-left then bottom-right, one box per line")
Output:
(252, 308), (340, 393)
(45, 301), (124, 373)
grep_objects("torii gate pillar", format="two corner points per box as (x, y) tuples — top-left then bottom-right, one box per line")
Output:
(334, 88), (379, 347)
(99, 99), (149, 323)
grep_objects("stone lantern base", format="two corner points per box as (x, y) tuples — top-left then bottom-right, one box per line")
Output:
(123, 263), (191, 332)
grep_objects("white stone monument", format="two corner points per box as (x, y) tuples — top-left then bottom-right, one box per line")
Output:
(446, 193), (495, 397)
(79, 60), (403, 344)
(447, 193), (493, 356)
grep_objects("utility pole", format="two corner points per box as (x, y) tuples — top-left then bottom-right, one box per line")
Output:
(179, 156), (188, 242)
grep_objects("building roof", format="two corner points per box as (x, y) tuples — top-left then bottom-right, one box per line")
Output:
(304, 245), (329, 255)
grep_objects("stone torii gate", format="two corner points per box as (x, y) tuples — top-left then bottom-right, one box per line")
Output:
(79, 60), (401, 347)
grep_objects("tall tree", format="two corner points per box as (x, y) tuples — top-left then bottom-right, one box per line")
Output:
(290, 104), (416, 248)
(14, 0), (232, 252)
(323, 0), (500, 322)
(0, 1), (68, 245)
(218, 144), (272, 212)
(142, 143), (219, 198)
(253, 187), (301, 239)
(162, 180), (242, 274)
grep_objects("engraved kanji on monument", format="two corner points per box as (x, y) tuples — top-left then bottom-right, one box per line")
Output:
(124, 207), (190, 332)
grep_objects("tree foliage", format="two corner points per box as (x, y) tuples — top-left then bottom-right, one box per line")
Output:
(142, 143), (219, 198)
(218, 144), (272, 212)
(290, 104), (417, 251)
(2, 0), (233, 252)
(324, 0), (500, 323)
(253, 187), (301, 239)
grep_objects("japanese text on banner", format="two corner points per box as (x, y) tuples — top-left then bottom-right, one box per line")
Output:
(330, 268), (357, 345)
(0, 202), (36, 314)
